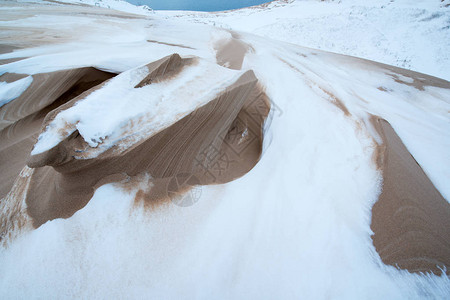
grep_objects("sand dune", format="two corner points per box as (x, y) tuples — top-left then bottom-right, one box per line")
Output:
(17, 54), (269, 227)
(1, 1), (449, 298)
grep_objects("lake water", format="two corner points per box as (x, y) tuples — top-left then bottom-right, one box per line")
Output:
(126, 0), (271, 12)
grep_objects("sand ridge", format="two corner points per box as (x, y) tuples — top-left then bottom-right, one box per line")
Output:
(370, 116), (450, 275)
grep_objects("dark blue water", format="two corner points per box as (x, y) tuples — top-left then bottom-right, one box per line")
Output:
(126, 0), (271, 12)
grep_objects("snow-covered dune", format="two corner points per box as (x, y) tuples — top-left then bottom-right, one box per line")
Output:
(160, 0), (450, 80)
(0, 0), (449, 299)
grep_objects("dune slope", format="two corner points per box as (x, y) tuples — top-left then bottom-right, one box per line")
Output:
(371, 117), (450, 274)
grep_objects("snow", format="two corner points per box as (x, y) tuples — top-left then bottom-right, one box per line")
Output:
(246, 42), (450, 200)
(16, 0), (154, 15)
(0, 14), (224, 75)
(159, 0), (450, 80)
(31, 58), (245, 156)
(1, 0), (450, 299)
(1, 143), (450, 298)
(0, 75), (33, 107)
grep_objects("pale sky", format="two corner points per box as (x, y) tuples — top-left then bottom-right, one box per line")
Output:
(126, 0), (269, 11)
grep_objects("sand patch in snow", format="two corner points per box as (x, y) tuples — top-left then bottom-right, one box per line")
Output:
(214, 32), (250, 70)
(370, 117), (450, 275)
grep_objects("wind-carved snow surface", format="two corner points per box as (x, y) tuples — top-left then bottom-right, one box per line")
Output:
(247, 40), (450, 201)
(31, 58), (244, 157)
(0, 1), (450, 299)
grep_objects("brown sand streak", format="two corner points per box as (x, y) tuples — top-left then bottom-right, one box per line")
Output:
(370, 117), (450, 275)
(0, 167), (34, 246)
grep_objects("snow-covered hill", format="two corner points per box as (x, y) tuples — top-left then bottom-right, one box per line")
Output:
(0, 0), (449, 299)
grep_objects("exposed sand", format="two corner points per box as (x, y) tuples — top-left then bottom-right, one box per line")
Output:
(370, 117), (450, 275)
(343, 55), (450, 92)
(0, 45), (26, 65)
(0, 72), (28, 83)
(215, 32), (250, 70)
(146, 39), (196, 50)
(0, 57), (27, 66)
(134, 53), (193, 87)
(0, 44), (19, 55)
(18, 54), (269, 227)
(375, 61), (450, 91)
(0, 68), (116, 130)
(0, 68), (116, 202)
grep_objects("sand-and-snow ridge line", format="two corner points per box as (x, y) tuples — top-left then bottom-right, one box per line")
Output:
(2, 53), (270, 228)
